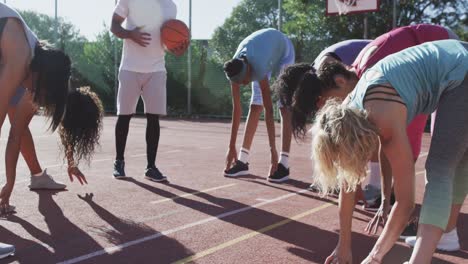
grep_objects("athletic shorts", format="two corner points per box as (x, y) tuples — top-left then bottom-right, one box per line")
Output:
(251, 37), (295, 108)
(117, 70), (167, 115)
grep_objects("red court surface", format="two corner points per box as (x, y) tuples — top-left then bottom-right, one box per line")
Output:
(0, 116), (466, 264)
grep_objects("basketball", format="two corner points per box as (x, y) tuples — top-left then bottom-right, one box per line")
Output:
(161, 19), (190, 56)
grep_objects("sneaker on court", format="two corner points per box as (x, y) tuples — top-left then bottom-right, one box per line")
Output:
(224, 160), (249, 177)
(113, 160), (127, 179)
(0, 243), (15, 259)
(400, 217), (418, 239)
(363, 192), (395, 212)
(308, 184), (319, 192)
(145, 167), (167, 182)
(28, 169), (66, 190)
(363, 184), (381, 205)
(405, 228), (460, 252)
(268, 163), (290, 183)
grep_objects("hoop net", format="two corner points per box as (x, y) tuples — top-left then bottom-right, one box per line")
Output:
(327, 0), (379, 16)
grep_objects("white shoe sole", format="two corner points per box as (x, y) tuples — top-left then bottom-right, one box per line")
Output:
(267, 176), (289, 183)
(0, 251), (14, 259)
(437, 245), (460, 252)
(113, 175), (129, 179)
(406, 240), (460, 252)
(224, 171), (249, 177)
(399, 235), (415, 240)
(145, 176), (167, 182)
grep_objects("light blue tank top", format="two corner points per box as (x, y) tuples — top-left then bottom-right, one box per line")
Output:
(348, 40), (468, 124)
(233, 28), (288, 82)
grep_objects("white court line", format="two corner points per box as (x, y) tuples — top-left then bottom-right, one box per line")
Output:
(57, 189), (310, 264)
(150, 183), (237, 204)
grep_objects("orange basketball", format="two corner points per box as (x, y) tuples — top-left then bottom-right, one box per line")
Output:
(161, 19), (190, 56)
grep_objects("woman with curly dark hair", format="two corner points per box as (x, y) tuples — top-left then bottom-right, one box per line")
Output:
(0, 3), (103, 215)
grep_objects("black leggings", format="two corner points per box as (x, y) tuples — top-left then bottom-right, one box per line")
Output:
(115, 114), (160, 169)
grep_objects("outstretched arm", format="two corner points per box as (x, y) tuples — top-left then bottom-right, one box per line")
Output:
(259, 78), (278, 175)
(65, 149), (88, 185)
(326, 188), (355, 264)
(363, 103), (415, 263)
(225, 82), (242, 171)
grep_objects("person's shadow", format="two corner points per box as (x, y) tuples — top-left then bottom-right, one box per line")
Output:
(76, 193), (194, 263)
(123, 178), (342, 263)
(3, 190), (104, 263)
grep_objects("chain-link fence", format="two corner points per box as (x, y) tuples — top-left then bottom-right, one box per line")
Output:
(8, 0), (277, 119)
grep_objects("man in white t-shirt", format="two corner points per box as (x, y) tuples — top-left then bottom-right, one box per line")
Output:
(111, 0), (176, 182)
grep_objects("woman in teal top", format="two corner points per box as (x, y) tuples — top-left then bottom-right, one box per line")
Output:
(311, 39), (467, 263)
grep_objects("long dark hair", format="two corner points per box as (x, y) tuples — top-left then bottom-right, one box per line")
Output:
(275, 63), (314, 108)
(292, 70), (325, 140)
(59, 87), (104, 164)
(289, 62), (355, 140)
(30, 43), (71, 131)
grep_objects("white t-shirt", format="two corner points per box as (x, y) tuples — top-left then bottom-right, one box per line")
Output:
(114, 0), (177, 73)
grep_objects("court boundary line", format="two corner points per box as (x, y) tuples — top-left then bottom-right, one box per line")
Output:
(58, 189), (310, 264)
(173, 203), (333, 264)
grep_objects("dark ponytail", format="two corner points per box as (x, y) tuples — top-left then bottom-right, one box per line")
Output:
(274, 63), (314, 108)
(292, 70), (325, 140)
(30, 43), (71, 131)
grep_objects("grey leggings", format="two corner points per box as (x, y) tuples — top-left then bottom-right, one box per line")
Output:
(421, 74), (468, 229)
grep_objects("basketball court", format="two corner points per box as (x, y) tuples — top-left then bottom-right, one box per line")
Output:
(0, 116), (466, 264)
(0, 0), (466, 263)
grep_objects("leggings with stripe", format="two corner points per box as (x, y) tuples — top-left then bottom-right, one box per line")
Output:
(420, 74), (468, 229)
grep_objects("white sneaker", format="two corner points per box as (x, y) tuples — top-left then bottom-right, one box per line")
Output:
(405, 228), (460, 252)
(0, 243), (15, 259)
(29, 169), (67, 190)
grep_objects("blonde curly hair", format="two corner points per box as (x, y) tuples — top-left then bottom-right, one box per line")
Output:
(311, 99), (379, 195)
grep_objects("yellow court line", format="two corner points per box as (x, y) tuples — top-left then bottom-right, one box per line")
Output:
(173, 203), (333, 264)
(150, 183), (238, 204)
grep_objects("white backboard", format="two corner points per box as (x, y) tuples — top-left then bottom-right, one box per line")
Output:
(326, 0), (379, 16)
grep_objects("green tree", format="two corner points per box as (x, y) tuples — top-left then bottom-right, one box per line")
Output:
(211, 0), (467, 64)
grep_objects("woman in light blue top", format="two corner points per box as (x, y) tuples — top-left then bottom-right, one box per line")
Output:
(223, 28), (295, 183)
(310, 39), (467, 264)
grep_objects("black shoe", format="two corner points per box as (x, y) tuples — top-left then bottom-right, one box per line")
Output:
(224, 160), (249, 177)
(363, 192), (396, 212)
(113, 160), (127, 179)
(145, 167), (167, 182)
(400, 217), (418, 239)
(308, 184), (340, 195)
(268, 163), (290, 183)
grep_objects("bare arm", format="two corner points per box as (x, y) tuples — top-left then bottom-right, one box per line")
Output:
(259, 78), (278, 175)
(110, 13), (151, 47)
(380, 148), (393, 207)
(366, 103), (415, 261)
(225, 82), (242, 170)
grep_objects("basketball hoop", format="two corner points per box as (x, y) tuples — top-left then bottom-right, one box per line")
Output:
(326, 0), (379, 16)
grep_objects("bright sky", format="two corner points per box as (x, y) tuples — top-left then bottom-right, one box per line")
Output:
(6, 0), (242, 40)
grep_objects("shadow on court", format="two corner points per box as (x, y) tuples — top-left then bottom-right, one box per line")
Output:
(1, 190), (193, 264)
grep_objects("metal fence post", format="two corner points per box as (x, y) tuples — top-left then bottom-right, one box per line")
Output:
(55, 0), (58, 43)
(114, 0), (118, 114)
(187, 0), (192, 115)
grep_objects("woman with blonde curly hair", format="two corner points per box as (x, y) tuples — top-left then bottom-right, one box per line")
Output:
(313, 39), (467, 263)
